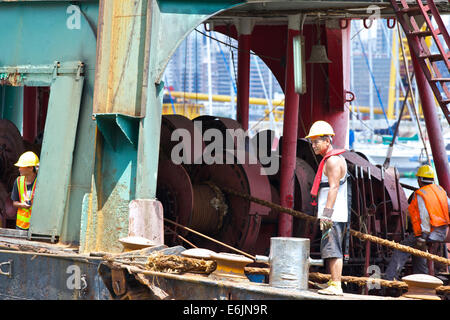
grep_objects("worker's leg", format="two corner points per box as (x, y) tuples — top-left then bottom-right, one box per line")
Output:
(329, 257), (343, 282)
(411, 255), (428, 274)
(318, 222), (345, 295)
(320, 222), (345, 262)
(384, 233), (417, 280)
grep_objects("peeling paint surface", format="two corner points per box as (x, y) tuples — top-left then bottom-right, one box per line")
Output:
(0, 250), (111, 300)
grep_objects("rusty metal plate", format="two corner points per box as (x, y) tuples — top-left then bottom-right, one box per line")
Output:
(111, 268), (127, 296)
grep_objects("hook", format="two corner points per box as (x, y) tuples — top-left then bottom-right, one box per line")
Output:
(386, 18), (396, 29)
(346, 91), (355, 103)
(363, 18), (374, 29)
(339, 19), (349, 30)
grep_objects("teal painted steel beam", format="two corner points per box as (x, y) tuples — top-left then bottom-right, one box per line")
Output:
(88, 122), (138, 253)
(0, 2), (99, 244)
(158, 0), (245, 14)
(30, 67), (85, 237)
(136, 0), (215, 199)
(136, 0), (246, 198)
(95, 114), (141, 151)
(81, 0), (150, 252)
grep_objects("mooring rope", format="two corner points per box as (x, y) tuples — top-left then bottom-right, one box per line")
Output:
(220, 186), (450, 266)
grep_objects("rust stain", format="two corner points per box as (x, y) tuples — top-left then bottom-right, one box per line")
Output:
(93, 0), (146, 116)
(0, 72), (23, 86)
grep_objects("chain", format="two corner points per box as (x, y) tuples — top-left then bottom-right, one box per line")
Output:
(221, 186), (450, 266)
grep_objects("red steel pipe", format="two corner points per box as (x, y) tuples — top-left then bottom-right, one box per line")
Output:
(236, 32), (251, 131)
(410, 53), (450, 194)
(278, 17), (301, 237)
(23, 86), (38, 143)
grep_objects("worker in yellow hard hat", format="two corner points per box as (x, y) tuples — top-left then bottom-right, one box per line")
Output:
(11, 151), (40, 230)
(307, 120), (349, 296)
(385, 165), (449, 280)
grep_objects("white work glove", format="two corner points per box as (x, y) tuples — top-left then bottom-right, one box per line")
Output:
(320, 208), (333, 231)
(415, 232), (429, 251)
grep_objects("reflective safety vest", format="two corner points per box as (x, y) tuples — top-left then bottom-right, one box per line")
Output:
(16, 176), (37, 230)
(408, 184), (449, 237)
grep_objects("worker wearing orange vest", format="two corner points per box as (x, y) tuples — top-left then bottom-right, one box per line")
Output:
(11, 151), (39, 230)
(385, 165), (450, 280)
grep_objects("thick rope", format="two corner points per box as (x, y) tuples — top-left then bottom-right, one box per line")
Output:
(221, 186), (450, 266)
(244, 268), (450, 294)
(309, 272), (408, 290)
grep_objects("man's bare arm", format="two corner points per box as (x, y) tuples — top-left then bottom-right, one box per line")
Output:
(13, 201), (30, 209)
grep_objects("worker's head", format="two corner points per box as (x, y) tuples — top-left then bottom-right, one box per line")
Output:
(14, 151), (39, 175)
(416, 164), (435, 187)
(306, 121), (335, 155)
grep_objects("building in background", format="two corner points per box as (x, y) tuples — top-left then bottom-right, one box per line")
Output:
(164, 30), (283, 121)
(164, 18), (448, 124)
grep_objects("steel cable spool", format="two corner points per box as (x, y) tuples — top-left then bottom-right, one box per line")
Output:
(0, 119), (25, 190)
(156, 156), (194, 244)
(157, 114), (204, 245)
(160, 114), (204, 171)
(0, 182), (15, 228)
(0, 120), (24, 229)
(192, 116), (272, 252)
(190, 183), (227, 235)
(192, 115), (246, 152)
(190, 153), (271, 253)
(292, 157), (316, 238)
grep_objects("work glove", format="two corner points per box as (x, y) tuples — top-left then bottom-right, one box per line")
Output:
(421, 232), (430, 240)
(415, 236), (427, 251)
(320, 208), (334, 231)
(320, 218), (333, 231)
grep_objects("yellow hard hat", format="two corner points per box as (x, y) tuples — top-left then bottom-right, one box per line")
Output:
(14, 151), (40, 167)
(416, 165), (435, 179)
(305, 120), (335, 139)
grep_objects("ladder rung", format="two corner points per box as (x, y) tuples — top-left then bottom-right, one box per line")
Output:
(430, 78), (450, 83)
(419, 53), (448, 62)
(409, 29), (439, 37)
(400, 5), (429, 15)
(441, 99), (450, 105)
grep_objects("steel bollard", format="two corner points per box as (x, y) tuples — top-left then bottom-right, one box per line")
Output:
(268, 237), (323, 290)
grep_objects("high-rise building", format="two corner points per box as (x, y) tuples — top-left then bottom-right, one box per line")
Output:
(163, 30), (284, 120)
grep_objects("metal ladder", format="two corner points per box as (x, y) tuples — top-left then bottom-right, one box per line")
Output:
(390, 0), (450, 124)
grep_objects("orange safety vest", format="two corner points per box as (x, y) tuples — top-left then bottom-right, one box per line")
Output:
(408, 184), (449, 237)
(16, 176), (37, 230)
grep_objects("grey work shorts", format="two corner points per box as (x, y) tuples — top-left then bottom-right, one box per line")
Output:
(320, 221), (347, 259)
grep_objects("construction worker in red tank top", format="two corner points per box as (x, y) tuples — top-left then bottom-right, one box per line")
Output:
(384, 165), (449, 280)
(11, 151), (39, 231)
(307, 121), (348, 296)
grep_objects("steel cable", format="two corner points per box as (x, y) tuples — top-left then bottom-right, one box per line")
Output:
(221, 186), (450, 265)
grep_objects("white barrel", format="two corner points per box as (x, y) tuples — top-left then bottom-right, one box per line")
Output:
(269, 237), (310, 290)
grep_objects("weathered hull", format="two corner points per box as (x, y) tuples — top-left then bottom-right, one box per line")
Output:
(0, 250), (111, 300)
(98, 262), (399, 301)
